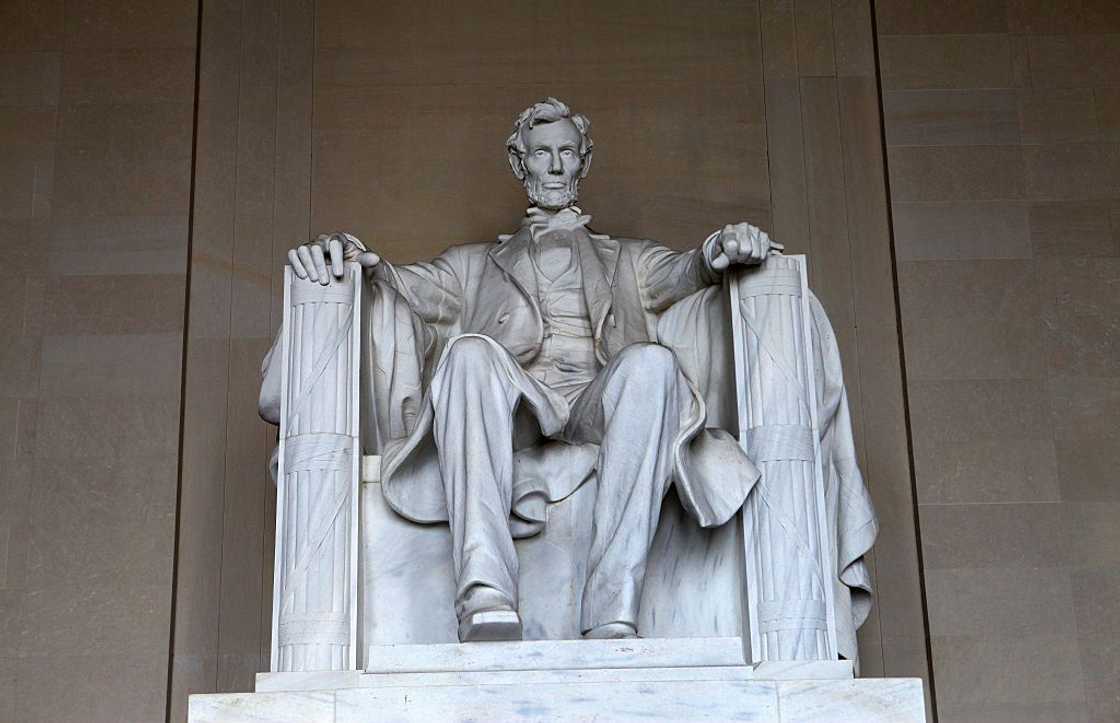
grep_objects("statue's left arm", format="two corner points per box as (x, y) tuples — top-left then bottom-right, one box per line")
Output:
(638, 222), (781, 312)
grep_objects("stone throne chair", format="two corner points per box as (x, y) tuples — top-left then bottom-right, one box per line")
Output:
(209, 257), (927, 722)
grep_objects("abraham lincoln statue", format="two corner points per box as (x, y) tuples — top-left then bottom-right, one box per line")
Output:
(259, 98), (876, 656)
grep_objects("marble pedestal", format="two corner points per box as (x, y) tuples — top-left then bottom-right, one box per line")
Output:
(188, 638), (925, 722)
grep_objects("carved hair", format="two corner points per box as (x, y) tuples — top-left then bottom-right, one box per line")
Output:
(506, 97), (594, 180)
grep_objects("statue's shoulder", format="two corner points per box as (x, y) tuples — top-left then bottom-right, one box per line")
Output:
(430, 241), (496, 264)
(442, 240), (495, 256)
(597, 235), (656, 257)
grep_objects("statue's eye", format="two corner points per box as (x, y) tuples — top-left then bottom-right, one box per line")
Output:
(534, 149), (548, 157)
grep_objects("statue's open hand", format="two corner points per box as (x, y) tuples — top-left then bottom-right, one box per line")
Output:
(288, 232), (380, 284)
(710, 222), (783, 271)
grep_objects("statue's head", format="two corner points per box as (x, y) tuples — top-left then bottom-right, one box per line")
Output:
(506, 97), (594, 211)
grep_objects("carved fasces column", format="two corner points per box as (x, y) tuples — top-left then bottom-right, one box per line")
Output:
(271, 264), (362, 672)
(729, 255), (838, 663)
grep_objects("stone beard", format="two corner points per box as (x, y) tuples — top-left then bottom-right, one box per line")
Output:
(522, 170), (581, 210)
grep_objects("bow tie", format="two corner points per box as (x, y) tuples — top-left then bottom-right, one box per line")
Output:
(526, 206), (592, 242)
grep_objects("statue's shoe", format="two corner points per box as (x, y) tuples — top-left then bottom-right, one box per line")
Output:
(582, 621), (639, 639)
(457, 608), (523, 642)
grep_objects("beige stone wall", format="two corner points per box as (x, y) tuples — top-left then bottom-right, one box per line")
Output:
(0, 1), (955, 721)
(0, 0), (198, 721)
(875, 2), (1120, 721)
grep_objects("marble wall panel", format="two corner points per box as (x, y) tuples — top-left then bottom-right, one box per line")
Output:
(1024, 142), (1120, 200)
(840, 70), (930, 675)
(0, 51), (62, 106)
(930, 634), (1086, 721)
(1064, 502), (1120, 569)
(1097, 87), (1120, 141)
(892, 201), (1031, 260)
(898, 259), (1044, 380)
(878, 34), (1014, 91)
(877, 2), (1120, 720)
(793, 0), (836, 76)
(0, 0), (198, 721)
(1029, 200), (1117, 257)
(1042, 257), (1120, 376)
(1019, 88), (1100, 145)
(0, 0), (63, 50)
(63, 0), (198, 49)
(170, 0), (310, 719)
(1007, 0), (1086, 34)
(886, 145), (1025, 202)
(1026, 34), (1120, 89)
(925, 566), (1076, 639)
(883, 90), (1021, 147)
(914, 437), (1060, 506)
(12, 653), (171, 723)
(876, 0), (1009, 35)
(60, 48), (195, 104)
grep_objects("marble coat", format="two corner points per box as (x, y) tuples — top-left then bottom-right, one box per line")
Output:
(362, 221), (760, 533)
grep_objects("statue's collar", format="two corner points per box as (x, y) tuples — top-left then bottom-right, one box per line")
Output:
(497, 206), (610, 245)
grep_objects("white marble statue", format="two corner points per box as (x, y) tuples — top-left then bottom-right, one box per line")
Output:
(259, 98), (877, 662)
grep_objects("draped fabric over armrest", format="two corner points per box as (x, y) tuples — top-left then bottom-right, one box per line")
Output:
(657, 283), (878, 668)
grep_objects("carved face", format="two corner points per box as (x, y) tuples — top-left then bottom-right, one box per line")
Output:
(519, 119), (584, 211)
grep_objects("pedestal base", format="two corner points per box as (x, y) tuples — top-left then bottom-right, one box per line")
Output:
(188, 639), (925, 722)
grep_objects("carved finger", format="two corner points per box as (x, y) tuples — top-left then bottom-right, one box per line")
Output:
(710, 251), (730, 271)
(329, 237), (344, 277)
(288, 248), (307, 278)
(340, 239), (359, 261)
(722, 236), (740, 259)
(357, 251), (381, 268)
(297, 245), (317, 282)
(311, 244), (329, 284)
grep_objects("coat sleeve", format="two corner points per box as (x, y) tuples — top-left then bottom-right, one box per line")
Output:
(371, 246), (466, 328)
(636, 236), (723, 313)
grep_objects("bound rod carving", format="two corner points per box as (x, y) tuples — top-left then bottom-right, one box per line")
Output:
(271, 265), (362, 672)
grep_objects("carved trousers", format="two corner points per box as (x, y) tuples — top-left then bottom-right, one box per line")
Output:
(430, 336), (684, 633)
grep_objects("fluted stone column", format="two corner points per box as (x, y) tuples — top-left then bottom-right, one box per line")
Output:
(729, 255), (839, 663)
(271, 264), (362, 672)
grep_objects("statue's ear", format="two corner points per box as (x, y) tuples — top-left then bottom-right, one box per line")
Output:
(508, 150), (526, 181)
(579, 149), (593, 179)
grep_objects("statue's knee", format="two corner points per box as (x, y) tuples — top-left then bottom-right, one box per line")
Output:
(442, 336), (502, 377)
(616, 343), (678, 382)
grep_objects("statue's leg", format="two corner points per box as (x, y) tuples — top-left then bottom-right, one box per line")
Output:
(429, 336), (523, 642)
(567, 343), (682, 637)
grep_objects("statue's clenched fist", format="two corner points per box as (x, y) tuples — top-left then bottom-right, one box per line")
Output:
(709, 222), (783, 271)
(288, 232), (381, 284)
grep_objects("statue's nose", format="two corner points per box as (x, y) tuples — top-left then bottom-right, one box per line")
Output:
(549, 152), (563, 174)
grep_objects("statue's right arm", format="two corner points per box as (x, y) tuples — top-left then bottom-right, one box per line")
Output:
(259, 233), (465, 426)
(373, 252), (464, 328)
(287, 232), (464, 326)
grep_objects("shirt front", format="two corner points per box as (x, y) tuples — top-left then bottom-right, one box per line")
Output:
(523, 237), (601, 403)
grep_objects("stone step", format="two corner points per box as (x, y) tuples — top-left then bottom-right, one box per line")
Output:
(363, 635), (746, 674)
(191, 676), (926, 722)
(257, 660), (855, 694)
